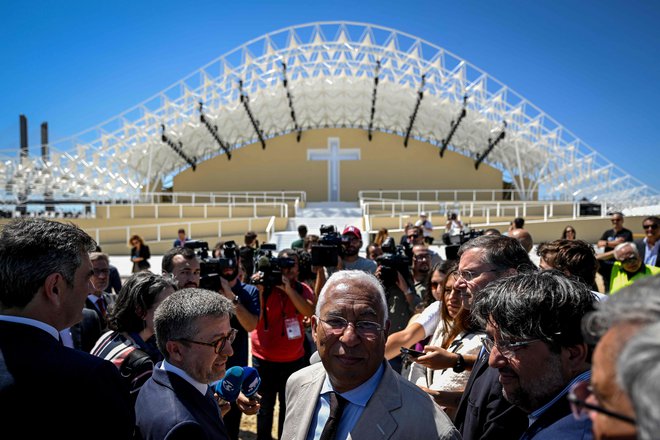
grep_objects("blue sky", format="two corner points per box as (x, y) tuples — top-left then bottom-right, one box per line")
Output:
(1, 0), (659, 191)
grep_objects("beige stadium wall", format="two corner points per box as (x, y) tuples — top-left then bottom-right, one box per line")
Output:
(172, 128), (504, 201)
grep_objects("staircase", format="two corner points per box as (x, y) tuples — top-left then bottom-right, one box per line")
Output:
(271, 202), (365, 250)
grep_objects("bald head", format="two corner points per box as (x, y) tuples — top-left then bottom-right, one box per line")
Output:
(510, 228), (533, 253)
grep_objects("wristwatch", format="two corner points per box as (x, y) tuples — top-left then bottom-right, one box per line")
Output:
(232, 295), (240, 305)
(453, 353), (466, 373)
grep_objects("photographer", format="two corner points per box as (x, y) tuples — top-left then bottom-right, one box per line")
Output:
(375, 237), (419, 374)
(216, 242), (260, 440)
(250, 248), (314, 440)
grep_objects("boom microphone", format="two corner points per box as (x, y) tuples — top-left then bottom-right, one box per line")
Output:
(241, 366), (261, 398)
(214, 366), (244, 402)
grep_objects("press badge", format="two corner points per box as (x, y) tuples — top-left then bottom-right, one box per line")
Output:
(285, 317), (302, 340)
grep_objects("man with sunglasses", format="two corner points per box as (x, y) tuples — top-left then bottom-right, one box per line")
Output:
(579, 275), (660, 440)
(609, 242), (660, 293)
(597, 212), (634, 253)
(135, 288), (237, 439)
(634, 216), (659, 268)
(472, 271), (595, 439)
(281, 270), (461, 439)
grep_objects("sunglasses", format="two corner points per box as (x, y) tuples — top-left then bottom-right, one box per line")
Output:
(643, 223), (658, 230)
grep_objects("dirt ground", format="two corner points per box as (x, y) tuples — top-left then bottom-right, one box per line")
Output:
(238, 402), (279, 440)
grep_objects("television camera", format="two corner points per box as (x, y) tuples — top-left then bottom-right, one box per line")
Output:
(311, 224), (345, 267)
(251, 243), (297, 288)
(183, 240), (239, 291)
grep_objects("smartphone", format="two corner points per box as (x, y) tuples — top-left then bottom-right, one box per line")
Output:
(400, 347), (425, 358)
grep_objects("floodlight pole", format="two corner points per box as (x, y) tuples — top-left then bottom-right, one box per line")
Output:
(239, 80), (266, 149)
(281, 62), (302, 142)
(440, 95), (468, 157)
(368, 60), (381, 141)
(475, 121), (507, 170)
(161, 124), (197, 171)
(404, 74), (425, 147)
(199, 102), (231, 160)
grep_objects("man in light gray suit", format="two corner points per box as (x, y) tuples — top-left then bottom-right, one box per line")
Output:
(281, 270), (460, 440)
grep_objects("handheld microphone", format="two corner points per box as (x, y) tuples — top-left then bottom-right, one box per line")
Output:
(241, 366), (261, 398)
(214, 366), (244, 402)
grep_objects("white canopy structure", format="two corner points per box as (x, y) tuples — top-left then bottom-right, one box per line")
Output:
(2, 21), (658, 207)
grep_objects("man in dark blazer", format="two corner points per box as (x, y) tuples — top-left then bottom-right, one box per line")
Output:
(85, 251), (118, 331)
(0, 218), (134, 439)
(281, 270), (460, 439)
(135, 288), (236, 440)
(452, 235), (533, 440)
(472, 271), (595, 440)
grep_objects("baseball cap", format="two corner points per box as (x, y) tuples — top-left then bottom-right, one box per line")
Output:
(342, 226), (362, 240)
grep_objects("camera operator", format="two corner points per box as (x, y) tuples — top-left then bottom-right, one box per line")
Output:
(313, 226), (377, 299)
(375, 237), (418, 374)
(161, 246), (201, 289)
(216, 242), (261, 440)
(412, 244), (433, 304)
(250, 248), (314, 440)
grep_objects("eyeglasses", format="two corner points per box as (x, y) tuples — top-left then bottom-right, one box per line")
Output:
(456, 268), (500, 282)
(407, 234), (419, 239)
(568, 380), (636, 425)
(92, 268), (110, 276)
(481, 337), (541, 359)
(177, 328), (238, 354)
(619, 256), (639, 265)
(643, 223), (658, 230)
(611, 218), (623, 223)
(318, 316), (383, 340)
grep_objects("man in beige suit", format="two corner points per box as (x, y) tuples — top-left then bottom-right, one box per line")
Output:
(281, 270), (460, 440)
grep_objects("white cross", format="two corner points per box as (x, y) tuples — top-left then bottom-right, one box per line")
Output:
(307, 137), (361, 201)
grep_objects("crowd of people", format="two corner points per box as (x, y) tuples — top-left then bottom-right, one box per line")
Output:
(1, 213), (659, 440)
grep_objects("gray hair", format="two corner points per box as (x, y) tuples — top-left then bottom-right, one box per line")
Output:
(458, 235), (536, 273)
(316, 270), (388, 325)
(0, 218), (96, 309)
(617, 320), (660, 440)
(613, 242), (638, 260)
(582, 275), (660, 344)
(154, 287), (234, 360)
(472, 270), (595, 349)
(89, 252), (110, 264)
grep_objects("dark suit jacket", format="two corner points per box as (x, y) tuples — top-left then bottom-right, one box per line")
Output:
(135, 366), (229, 440)
(454, 352), (528, 440)
(520, 392), (593, 439)
(70, 307), (103, 352)
(105, 264), (123, 294)
(85, 292), (117, 330)
(0, 321), (134, 439)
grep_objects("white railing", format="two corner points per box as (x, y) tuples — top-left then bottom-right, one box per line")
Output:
(104, 191), (306, 205)
(364, 200), (606, 225)
(88, 217), (275, 247)
(359, 189), (547, 202)
(101, 202), (290, 220)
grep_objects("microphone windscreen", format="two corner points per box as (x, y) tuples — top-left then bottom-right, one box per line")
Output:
(257, 256), (271, 271)
(214, 366), (244, 402)
(241, 366), (261, 397)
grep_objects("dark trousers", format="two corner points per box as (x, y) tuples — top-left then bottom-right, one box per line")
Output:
(252, 356), (307, 440)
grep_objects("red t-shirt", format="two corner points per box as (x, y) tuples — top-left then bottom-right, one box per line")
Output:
(250, 282), (314, 362)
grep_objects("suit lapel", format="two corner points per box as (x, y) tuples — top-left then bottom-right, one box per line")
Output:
(350, 364), (400, 439)
(291, 366), (326, 439)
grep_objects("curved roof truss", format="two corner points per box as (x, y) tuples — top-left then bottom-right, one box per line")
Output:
(2, 21), (658, 207)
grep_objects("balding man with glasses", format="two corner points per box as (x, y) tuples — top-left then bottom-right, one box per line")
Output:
(282, 270), (460, 439)
(473, 271), (596, 439)
(135, 288), (237, 440)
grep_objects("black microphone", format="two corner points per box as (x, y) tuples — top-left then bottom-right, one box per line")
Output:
(214, 366), (244, 402)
